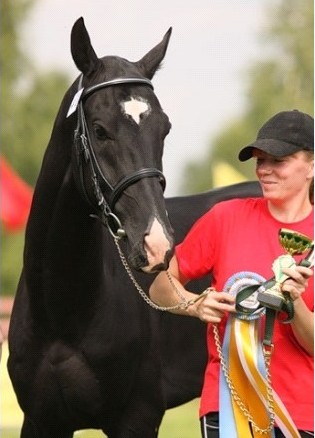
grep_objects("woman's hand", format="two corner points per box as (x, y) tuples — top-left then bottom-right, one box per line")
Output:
(190, 290), (235, 323)
(281, 265), (313, 301)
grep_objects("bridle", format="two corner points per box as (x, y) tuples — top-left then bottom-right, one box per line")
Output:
(72, 75), (189, 313)
(73, 75), (166, 238)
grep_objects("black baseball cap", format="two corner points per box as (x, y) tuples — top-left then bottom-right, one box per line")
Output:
(238, 110), (314, 161)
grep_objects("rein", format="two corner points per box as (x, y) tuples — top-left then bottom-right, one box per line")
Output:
(73, 75), (166, 238)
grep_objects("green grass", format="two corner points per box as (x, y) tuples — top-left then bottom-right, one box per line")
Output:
(159, 399), (200, 437)
(1, 399), (200, 438)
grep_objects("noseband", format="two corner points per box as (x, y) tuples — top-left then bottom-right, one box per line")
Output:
(73, 76), (166, 238)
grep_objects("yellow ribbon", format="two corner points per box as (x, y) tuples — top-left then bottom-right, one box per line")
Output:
(228, 317), (301, 438)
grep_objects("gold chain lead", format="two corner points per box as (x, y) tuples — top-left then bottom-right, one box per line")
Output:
(115, 239), (275, 433)
(114, 238), (209, 311)
(212, 323), (275, 434)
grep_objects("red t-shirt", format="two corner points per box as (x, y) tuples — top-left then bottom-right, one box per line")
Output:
(175, 198), (314, 430)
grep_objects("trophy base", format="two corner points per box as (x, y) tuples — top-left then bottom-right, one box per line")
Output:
(257, 291), (284, 311)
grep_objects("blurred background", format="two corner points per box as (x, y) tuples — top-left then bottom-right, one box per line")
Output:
(1, 0), (313, 436)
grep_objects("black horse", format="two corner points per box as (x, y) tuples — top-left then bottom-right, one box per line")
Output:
(8, 18), (261, 437)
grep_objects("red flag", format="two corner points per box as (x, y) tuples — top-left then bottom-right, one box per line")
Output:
(1, 156), (33, 232)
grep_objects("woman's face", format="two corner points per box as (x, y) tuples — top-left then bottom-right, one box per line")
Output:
(253, 149), (314, 204)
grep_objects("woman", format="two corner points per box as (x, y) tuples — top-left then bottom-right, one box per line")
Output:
(150, 110), (314, 438)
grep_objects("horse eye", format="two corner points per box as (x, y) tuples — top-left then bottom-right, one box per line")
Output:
(93, 124), (108, 141)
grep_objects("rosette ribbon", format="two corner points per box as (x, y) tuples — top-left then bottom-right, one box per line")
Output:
(218, 272), (301, 438)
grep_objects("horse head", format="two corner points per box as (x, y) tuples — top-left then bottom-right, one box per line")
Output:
(69, 18), (174, 273)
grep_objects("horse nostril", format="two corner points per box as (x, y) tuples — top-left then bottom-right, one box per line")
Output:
(138, 254), (147, 265)
(129, 252), (148, 271)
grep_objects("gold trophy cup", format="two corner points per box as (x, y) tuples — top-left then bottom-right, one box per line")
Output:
(257, 228), (314, 311)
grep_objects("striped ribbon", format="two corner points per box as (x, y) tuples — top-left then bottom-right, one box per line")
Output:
(219, 272), (301, 438)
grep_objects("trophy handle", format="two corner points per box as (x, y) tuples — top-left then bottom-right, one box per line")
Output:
(300, 245), (314, 268)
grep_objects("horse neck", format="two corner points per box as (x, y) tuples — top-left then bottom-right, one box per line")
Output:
(24, 111), (105, 303)
(24, 149), (110, 337)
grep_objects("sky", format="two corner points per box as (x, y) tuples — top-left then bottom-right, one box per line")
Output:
(23, 0), (266, 196)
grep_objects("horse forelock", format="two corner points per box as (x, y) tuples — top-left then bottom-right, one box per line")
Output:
(81, 55), (144, 87)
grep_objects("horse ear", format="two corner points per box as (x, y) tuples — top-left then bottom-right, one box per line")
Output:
(71, 17), (100, 76)
(136, 27), (172, 79)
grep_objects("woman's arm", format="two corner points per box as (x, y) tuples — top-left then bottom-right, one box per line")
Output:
(291, 298), (314, 355)
(281, 265), (314, 355)
(149, 256), (235, 322)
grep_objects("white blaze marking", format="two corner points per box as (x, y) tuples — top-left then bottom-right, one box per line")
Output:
(123, 97), (150, 124)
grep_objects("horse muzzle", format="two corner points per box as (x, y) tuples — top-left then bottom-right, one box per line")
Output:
(127, 217), (174, 272)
